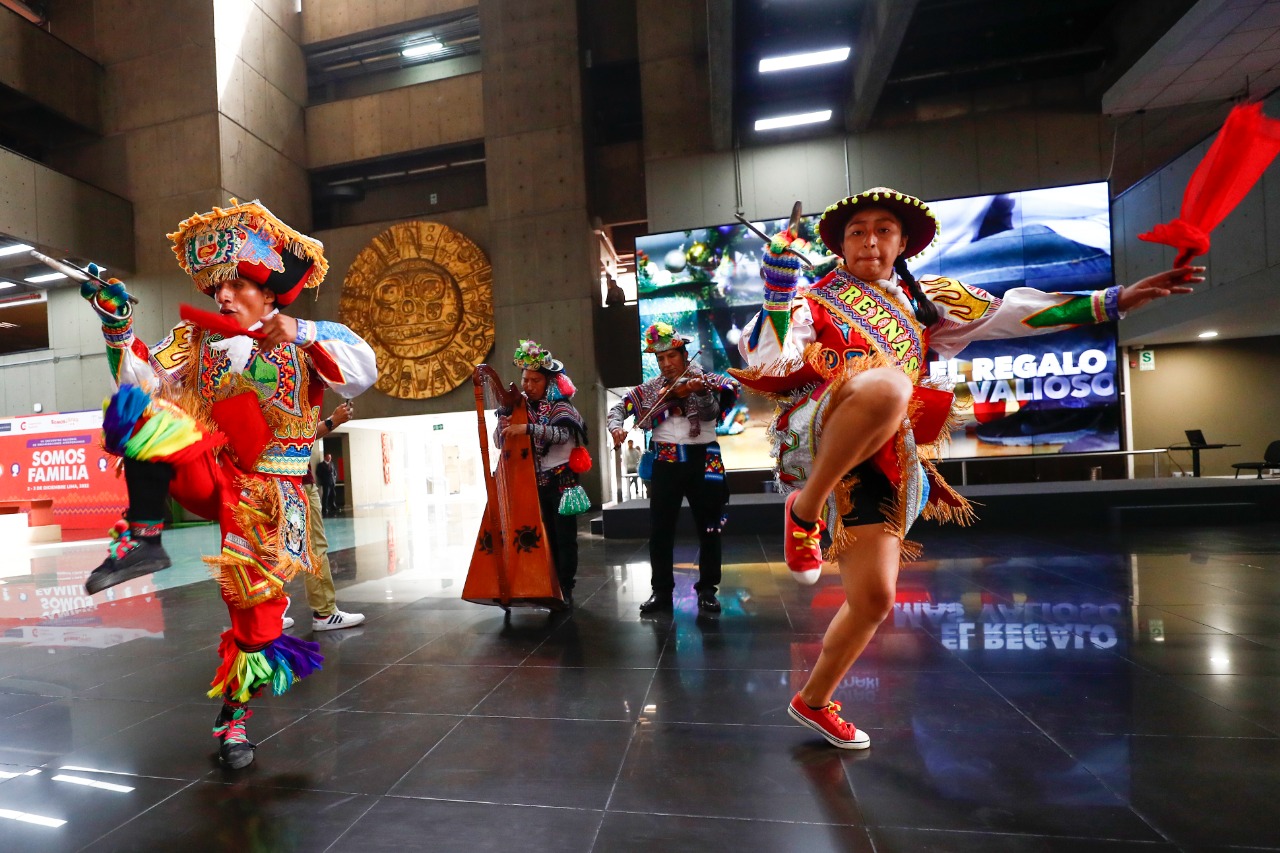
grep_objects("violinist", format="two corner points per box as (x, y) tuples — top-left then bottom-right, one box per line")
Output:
(606, 323), (739, 615)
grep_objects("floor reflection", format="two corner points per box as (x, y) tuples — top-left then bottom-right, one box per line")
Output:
(0, 508), (1277, 851)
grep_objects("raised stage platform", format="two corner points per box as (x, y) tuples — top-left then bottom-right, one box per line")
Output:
(593, 477), (1280, 539)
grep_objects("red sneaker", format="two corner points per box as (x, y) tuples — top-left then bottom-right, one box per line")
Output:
(787, 693), (870, 749)
(784, 490), (824, 585)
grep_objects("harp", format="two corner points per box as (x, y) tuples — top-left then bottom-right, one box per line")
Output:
(461, 364), (565, 610)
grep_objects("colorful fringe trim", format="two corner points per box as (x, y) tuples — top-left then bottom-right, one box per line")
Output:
(169, 198), (329, 295)
(208, 630), (323, 703)
(204, 475), (317, 609)
(102, 384), (221, 465)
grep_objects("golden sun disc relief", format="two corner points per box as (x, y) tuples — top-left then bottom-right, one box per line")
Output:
(340, 221), (494, 399)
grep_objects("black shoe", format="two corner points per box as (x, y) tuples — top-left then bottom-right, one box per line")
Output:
(697, 591), (721, 614)
(213, 705), (256, 770)
(639, 593), (673, 614)
(84, 539), (172, 595)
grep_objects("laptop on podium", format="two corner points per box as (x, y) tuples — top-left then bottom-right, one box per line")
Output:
(1185, 429), (1208, 448)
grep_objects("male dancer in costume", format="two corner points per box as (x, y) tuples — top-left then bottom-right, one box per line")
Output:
(735, 187), (1202, 749)
(81, 199), (378, 768)
(607, 324), (739, 614)
(495, 340), (590, 607)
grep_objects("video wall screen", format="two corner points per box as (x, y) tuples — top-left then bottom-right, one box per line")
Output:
(634, 181), (1118, 470)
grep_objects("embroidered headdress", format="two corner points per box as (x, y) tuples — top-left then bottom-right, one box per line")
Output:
(513, 339), (564, 373)
(642, 321), (688, 353)
(168, 199), (328, 306)
(513, 339), (575, 401)
(817, 187), (939, 261)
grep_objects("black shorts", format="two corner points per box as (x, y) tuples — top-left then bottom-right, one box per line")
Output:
(839, 461), (895, 527)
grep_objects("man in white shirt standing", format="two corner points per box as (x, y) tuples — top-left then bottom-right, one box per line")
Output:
(607, 323), (739, 615)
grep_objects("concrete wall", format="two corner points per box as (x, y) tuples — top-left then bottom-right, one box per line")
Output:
(1127, 336), (1280, 477)
(478, 0), (602, 501)
(643, 112), (1111, 232)
(306, 72), (484, 167)
(1114, 90), (1280, 347)
(0, 5), (103, 132)
(215, 0), (311, 228)
(0, 146), (136, 418)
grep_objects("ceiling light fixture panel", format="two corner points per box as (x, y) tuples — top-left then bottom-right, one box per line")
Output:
(759, 47), (851, 73)
(755, 109), (833, 131)
(402, 40), (444, 58)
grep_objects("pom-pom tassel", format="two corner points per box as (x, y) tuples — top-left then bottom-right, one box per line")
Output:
(556, 373), (576, 399)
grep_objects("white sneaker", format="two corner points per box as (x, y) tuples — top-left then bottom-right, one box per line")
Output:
(312, 609), (365, 631)
(282, 615), (295, 630)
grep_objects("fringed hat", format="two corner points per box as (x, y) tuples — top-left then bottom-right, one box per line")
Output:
(817, 187), (939, 261)
(168, 199), (328, 306)
(513, 339), (564, 373)
(642, 321), (688, 353)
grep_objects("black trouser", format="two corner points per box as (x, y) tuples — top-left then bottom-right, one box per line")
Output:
(321, 484), (337, 515)
(647, 445), (725, 595)
(124, 458), (173, 526)
(538, 482), (579, 593)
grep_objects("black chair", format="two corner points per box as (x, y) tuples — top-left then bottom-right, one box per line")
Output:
(1232, 440), (1280, 479)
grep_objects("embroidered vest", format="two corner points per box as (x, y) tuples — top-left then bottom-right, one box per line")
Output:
(804, 271), (929, 381)
(194, 332), (321, 477)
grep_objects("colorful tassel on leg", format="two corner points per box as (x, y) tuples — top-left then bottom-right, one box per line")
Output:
(208, 630), (323, 702)
(103, 385), (220, 465)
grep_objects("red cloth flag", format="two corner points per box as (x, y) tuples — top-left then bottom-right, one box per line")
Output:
(179, 303), (265, 339)
(1139, 102), (1280, 267)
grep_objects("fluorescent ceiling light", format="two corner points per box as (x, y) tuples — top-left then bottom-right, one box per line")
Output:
(755, 109), (833, 131)
(1198, 330), (1219, 339)
(25, 272), (67, 283)
(0, 281), (15, 290)
(0, 243), (33, 257)
(759, 47), (851, 73)
(402, 40), (443, 58)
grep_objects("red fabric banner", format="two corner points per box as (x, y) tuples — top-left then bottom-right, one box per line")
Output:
(1139, 102), (1280, 267)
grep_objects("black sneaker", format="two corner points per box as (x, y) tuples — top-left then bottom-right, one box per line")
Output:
(84, 539), (172, 595)
(697, 591), (721, 614)
(212, 705), (256, 770)
(639, 593), (673, 615)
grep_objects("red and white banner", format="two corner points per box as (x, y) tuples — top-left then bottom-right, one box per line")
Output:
(0, 410), (127, 531)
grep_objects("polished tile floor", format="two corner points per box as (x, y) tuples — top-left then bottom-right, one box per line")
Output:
(3, 503), (1280, 852)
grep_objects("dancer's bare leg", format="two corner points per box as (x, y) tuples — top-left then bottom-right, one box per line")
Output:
(790, 367), (911, 523)
(798, 523), (901, 707)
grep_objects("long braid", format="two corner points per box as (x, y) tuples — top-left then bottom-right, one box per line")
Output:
(894, 256), (939, 327)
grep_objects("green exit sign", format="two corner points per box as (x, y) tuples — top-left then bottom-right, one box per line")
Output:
(433, 423), (445, 431)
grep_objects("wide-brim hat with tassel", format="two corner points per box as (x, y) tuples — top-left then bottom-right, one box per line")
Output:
(168, 199), (328, 307)
(817, 187), (939, 261)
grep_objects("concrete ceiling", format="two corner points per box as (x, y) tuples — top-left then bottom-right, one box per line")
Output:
(1104, 0), (1280, 114)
